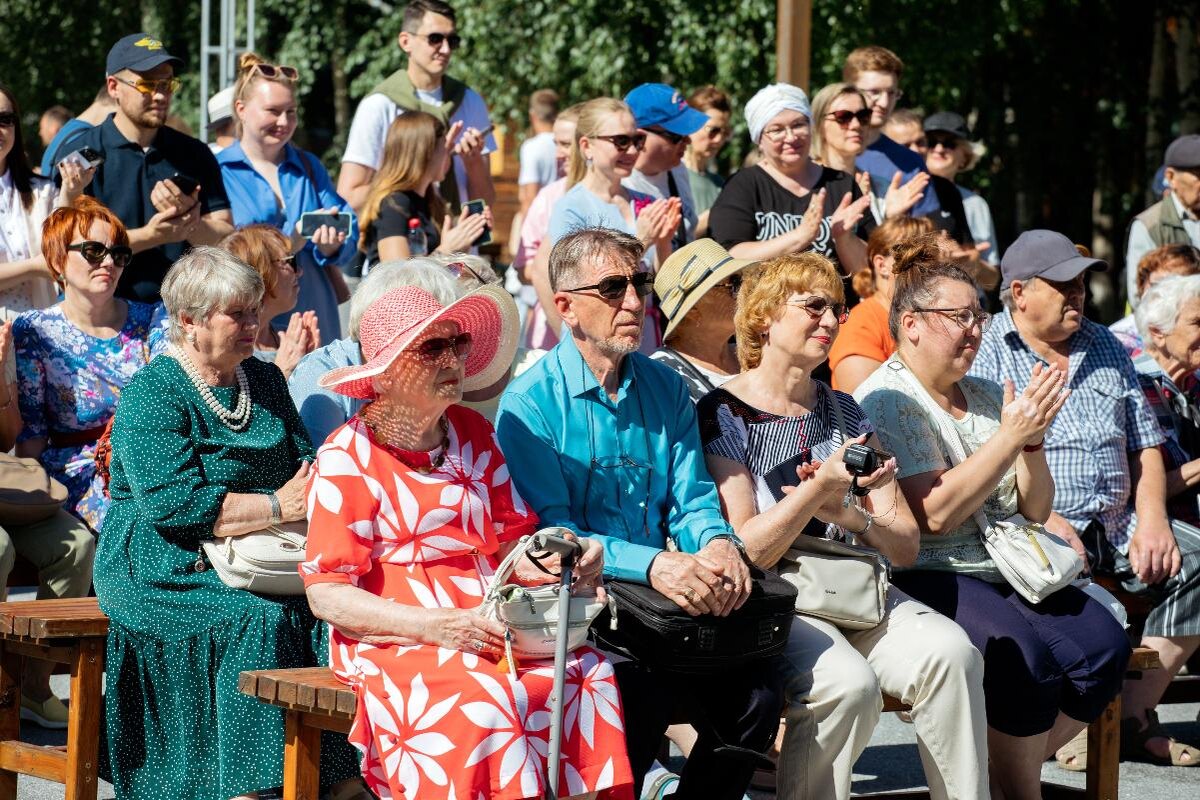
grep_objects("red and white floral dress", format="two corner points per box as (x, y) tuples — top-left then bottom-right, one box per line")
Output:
(302, 405), (633, 800)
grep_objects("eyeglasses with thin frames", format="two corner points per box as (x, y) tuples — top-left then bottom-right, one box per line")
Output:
(114, 76), (181, 96)
(761, 121), (810, 142)
(913, 307), (992, 332)
(859, 87), (903, 102)
(786, 296), (849, 324)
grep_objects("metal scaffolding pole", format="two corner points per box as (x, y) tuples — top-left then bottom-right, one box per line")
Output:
(199, 0), (255, 139)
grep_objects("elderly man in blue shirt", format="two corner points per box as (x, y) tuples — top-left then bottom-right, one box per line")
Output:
(496, 227), (783, 799)
(970, 229), (1200, 768)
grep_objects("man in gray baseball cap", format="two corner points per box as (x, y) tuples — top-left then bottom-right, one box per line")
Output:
(1126, 133), (1200, 307)
(972, 229), (1200, 768)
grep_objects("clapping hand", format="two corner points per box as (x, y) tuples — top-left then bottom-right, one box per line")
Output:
(883, 171), (929, 219)
(635, 197), (682, 246)
(274, 311), (319, 380)
(792, 187), (826, 251)
(1000, 363), (1069, 448)
(830, 191), (872, 238)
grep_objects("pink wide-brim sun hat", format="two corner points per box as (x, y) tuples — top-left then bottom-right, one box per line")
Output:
(319, 283), (519, 399)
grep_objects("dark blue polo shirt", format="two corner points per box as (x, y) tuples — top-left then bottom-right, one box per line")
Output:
(68, 114), (230, 301)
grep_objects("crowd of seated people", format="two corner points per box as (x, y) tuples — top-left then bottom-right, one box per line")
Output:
(4, 2), (1200, 798)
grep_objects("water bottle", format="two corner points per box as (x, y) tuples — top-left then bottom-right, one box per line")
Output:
(407, 218), (428, 256)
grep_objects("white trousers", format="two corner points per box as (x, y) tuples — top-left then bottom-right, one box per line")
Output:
(776, 587), (990, 800)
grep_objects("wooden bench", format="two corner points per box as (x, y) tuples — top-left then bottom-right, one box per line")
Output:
(0, 597), (108, 800)
(244, 647), (1163, 800)
(240, 667), (355, 800)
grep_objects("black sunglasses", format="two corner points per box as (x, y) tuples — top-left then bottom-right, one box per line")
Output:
(411, 332), (474, 364)
(565, 271), (654, 301)
(67, 241), (133, 269)
(827, 109), (872, 127)
(0, 112), (16, 128)
(647, 128), (687, 146)
(593, 133), (647, 153)
(927, 133), (961, 150)
(415, 31), (463, 49)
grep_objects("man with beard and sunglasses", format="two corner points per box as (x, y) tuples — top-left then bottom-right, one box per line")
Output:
(339, 0), (495, 215)
(496, 227), (783, 800)
(64, 33), (233, 303)
(970, 229), (1200, 769)
(622, 83), (708, 252)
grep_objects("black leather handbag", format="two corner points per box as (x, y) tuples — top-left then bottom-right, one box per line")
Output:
(594, 568), (797, 674)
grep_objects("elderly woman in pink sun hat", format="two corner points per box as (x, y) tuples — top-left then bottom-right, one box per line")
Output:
(302, 284), (634, 800)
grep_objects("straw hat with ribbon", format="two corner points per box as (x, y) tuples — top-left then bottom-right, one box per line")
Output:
(655, 239), (758, 339)
(319, 284), (519, 399)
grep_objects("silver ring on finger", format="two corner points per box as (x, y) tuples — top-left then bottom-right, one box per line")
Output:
(470, 639), (484, 651)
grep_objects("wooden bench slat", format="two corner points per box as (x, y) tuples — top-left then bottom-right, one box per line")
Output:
(0, 599), (108, 640)
(0, 741), (67, 783)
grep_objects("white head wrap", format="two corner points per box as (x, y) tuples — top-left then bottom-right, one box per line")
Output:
(744, 83), (812, 144)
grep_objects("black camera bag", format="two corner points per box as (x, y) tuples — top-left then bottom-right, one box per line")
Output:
(593, 567), (797, 674)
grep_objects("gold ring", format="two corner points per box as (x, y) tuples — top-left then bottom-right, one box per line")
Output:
(684, 589), (697, 602)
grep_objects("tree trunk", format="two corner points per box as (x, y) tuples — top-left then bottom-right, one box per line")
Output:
(1147, 6), (1169, 206)
(1175, 12), (1200, 133)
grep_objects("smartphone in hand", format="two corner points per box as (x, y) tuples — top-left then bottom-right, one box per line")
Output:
(169, 173), (200, 196)
(60, 147), (103, 171)
(462, 199), (492, 247)
(299, 211), (352, 238)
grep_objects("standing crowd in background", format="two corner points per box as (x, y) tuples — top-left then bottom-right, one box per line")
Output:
(1, 1), (1200, 799)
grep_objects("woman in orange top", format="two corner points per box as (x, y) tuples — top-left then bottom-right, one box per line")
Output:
(829, 216), (934, 392)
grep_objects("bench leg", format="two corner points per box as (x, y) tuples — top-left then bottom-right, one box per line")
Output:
(0, 644), (21, 800)
(1085, 694), (1121, 800)
(65, 639), (102, 800)
(283, 710), (321, 800)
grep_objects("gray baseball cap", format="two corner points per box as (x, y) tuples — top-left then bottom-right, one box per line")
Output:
(1165, 134), (1200, 170)
(1000, 230), (1107, 284)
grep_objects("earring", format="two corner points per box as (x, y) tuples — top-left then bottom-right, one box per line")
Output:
(185, 331), (197, 346)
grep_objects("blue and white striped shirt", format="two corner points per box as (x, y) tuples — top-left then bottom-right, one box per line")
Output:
(968, 310), (1164, 552)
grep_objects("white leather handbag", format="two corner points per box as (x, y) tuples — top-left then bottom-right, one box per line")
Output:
(777, 535), (890, 630)
(479, 529), (604, 661)
(202, 521), (308, 595)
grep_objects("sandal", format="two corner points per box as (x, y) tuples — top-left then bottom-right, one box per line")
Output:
(1055, 729), (1088, 772)
(1120, 710), (1200, 767)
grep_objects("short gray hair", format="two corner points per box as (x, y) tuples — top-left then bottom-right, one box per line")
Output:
(1135, 274), (1200, 342)
(348, 259), (460, 340)
(999, 285), (1015, 310)
(161, 246), (265, 345)
(549, 227), (644, 292)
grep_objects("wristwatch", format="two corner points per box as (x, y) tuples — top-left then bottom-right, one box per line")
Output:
(268, 493), (283, 526)
(711, 534), (751, 564)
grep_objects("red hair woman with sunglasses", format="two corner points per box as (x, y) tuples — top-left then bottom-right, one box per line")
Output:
(13, 197), (153, 533)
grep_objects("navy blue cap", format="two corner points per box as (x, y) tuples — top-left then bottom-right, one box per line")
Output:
(1001, 230), (1106, 285)
(623, 84), (709, 136)
(1165, 134), (1200, 170)
(106, 34), (182, 75)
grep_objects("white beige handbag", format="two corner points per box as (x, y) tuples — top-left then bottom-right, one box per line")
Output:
(202, 521), (308, 595)
(890, 358), (1083, 603)
(479, 529), (605, 661)
(776, 535), (890, 629)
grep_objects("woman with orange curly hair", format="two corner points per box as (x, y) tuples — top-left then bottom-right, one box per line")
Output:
(696, 251), (989, 800)
(13, 196), (155, 534)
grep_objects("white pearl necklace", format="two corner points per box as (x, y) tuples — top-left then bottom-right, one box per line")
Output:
(170, 345), (252, 431)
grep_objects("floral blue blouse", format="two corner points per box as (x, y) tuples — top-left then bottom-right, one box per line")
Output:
(14, 301), (156, 530)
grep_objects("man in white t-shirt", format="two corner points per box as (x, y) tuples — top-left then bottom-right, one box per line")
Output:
(517, 89), (559, 211)
(338, 0), (496, 213)
(622, 83), (708, 252)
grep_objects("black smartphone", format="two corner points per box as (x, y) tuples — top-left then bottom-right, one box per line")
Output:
(169, 172), (199, 195)
(60, 146), (103, 170)
(299, 211), (352, 238)
(462, 199), (492, 247)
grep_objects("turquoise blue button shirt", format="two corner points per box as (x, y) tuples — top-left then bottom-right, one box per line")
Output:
(218, 142), (358, 343)
(496, 334), (738, 583)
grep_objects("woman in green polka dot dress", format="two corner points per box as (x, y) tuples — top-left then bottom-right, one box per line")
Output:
(94, 247), (361, 800)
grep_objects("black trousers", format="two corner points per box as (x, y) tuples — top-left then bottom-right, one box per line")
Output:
(614, 657), (785, 800)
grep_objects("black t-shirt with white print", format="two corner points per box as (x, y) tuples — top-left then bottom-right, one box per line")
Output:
(708, 164), (876, 272)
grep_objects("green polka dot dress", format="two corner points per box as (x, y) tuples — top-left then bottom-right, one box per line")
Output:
(95, 355), (358, 799)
